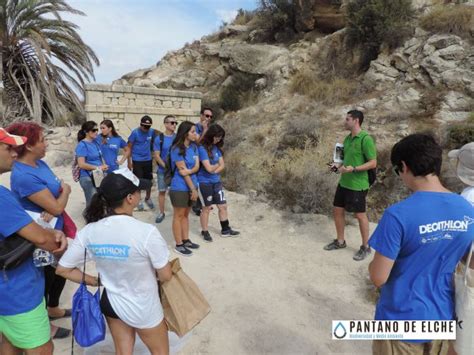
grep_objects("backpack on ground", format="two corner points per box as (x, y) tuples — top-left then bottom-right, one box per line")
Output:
(362, 135), (377, 187)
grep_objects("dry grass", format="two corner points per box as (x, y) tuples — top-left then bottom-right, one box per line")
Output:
(289, 69), (358, 105)
(420, 5), (474, 40)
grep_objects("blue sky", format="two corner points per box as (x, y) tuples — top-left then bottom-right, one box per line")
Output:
(66, 0), (257, 84)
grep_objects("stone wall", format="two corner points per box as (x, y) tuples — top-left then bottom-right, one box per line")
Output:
(84, 84), (202, 135)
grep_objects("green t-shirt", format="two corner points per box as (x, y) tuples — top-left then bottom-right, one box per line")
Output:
(339, 130), (377, 191)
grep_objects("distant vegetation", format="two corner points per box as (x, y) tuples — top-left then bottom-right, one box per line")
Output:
(420, 4), (474, 41)
(346, 0), (415, 70)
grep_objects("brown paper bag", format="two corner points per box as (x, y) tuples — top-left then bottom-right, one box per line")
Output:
(159, 258), (211, 337)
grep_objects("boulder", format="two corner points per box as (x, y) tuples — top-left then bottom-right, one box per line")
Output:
(426, 34), (463, 50)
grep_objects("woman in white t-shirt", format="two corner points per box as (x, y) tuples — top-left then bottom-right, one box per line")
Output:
(57, 169), (171, 355)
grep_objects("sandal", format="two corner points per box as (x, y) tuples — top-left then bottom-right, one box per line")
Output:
(52, 326), (71, 339)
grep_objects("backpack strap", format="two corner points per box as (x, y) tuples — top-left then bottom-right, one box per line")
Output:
(159, 133), (164, 154)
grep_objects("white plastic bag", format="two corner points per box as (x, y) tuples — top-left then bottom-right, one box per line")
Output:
(454, 243), (474, 355)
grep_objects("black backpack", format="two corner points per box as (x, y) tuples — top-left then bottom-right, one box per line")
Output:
(362, 135), (377, 186)
(163, 153), (175, 186)
(0, 233), (35, 271)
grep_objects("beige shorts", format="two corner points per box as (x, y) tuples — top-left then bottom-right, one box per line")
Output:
(372, 339), (449, 355)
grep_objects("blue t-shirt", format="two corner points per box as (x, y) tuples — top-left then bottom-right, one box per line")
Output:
(369, 192), (474, 326)
(170, 144), (199, 192)
(195, 123), (204, 137)
(0, 186), (44, 316)
(96, 135), (127, 172)
(128, 128), (154, 162)
(75, 140), (103, 178)
(11, 160), (64, 230)
(153, 133), (176, 174)
(198, 145), (222, 184)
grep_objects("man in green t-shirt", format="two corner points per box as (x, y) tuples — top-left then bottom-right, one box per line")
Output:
(325, 110), (377, 261)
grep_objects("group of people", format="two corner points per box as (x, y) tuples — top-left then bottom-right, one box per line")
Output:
(324, 110), (474, 354)
(0, 107), (473, 355)
(75, 107), (239, 257)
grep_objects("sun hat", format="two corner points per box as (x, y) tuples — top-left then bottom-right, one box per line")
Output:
(448, 142), (474, 186)
(98, 168), (151, 202)
(140, 115), (153, 126)
(0, 128), (27, 146)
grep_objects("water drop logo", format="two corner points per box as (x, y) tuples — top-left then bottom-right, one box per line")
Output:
(334, 322), (347, 339)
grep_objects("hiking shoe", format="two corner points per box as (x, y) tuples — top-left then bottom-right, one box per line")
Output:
(145, 199), (155, 210)
(137, 201), (144, 211)
(353, 245), (371, 261)
(155, 212), (165, 223)
(324, 239), (347, 250)
(183, 239), (200, 249)
(174, 244), (192, 256)
(201, 231), (213, 243)
(221, 228), (240, 237)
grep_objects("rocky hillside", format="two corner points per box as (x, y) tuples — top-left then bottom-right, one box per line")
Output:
(114, 1), (474, 220)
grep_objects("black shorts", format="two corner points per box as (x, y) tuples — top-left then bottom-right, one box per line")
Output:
(199, 182), (226, 207)
(132, 160), (153, 181)
(100, 288), (119, 319)
(333, 184), (368, 213)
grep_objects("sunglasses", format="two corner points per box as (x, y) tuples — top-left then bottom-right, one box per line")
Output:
(205, 114), (213, 119)
(393, 165), (401, 176)
(90, 128), (98, 132)
(140, 124), (151, 129)
(166, 121), (178, 125)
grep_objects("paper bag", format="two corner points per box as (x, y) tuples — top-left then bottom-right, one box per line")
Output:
(159, 258), (210, 337)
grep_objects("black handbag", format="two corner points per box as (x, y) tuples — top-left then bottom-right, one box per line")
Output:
(0, 233), (35, 271)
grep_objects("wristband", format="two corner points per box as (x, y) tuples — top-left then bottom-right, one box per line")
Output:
(353, 167), (357, 173)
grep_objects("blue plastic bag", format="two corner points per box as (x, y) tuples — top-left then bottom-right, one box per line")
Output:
(71, 249), (105, 348)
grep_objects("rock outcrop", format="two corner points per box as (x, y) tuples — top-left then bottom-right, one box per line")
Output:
(115, 4), (473, 218)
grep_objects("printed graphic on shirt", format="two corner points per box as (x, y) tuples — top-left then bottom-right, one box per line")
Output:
(88, 244), (130, 260)
(419, 216), (473, 244)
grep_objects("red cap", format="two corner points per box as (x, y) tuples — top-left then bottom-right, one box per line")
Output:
(0, 128), (28, 146)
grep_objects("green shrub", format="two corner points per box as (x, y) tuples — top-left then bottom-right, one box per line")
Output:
(256, 0), (297, 39)
(420, 5), (474, 40)
(233, 8), (255, 25)
(219, 72), (258, 112)
(447, 124), (474, 149)
(346, 0), (415, 69)
(278, 115), (319, 151)
(266, 148), (337, 214)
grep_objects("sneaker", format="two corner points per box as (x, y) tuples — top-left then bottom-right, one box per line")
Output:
(183, 239), (200, 249)
(155, 212), (165, 223)
(201, 231), (213, 243)
(145, 199), (155, 210)
(353, 245), (371, 261)
(174, 244), (192, 256)
(323, 239), (347, 250)
(221, 228), (240, 237)
(137, 201), (144, 211)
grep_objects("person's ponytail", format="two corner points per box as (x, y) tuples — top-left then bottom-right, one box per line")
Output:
(83, 190), (108, 224)
(77, 129), (86, 142)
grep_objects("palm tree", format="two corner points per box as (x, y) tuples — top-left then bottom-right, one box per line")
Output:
(0, 0), (99, 124)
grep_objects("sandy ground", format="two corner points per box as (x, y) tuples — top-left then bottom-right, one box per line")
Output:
(1, 166), (379, 354)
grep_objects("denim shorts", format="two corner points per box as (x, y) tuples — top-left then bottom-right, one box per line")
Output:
(156, 172), (168, 192)
(79, 176), (97, 207)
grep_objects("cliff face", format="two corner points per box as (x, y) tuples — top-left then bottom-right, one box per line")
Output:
(115, 2), (473, 218)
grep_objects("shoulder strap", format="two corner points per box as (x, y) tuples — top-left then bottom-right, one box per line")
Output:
(159, 133), (164, 153)
(361, 134), (369, 162)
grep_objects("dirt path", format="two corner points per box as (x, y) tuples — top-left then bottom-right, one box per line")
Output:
(1, 166), (377, 354)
